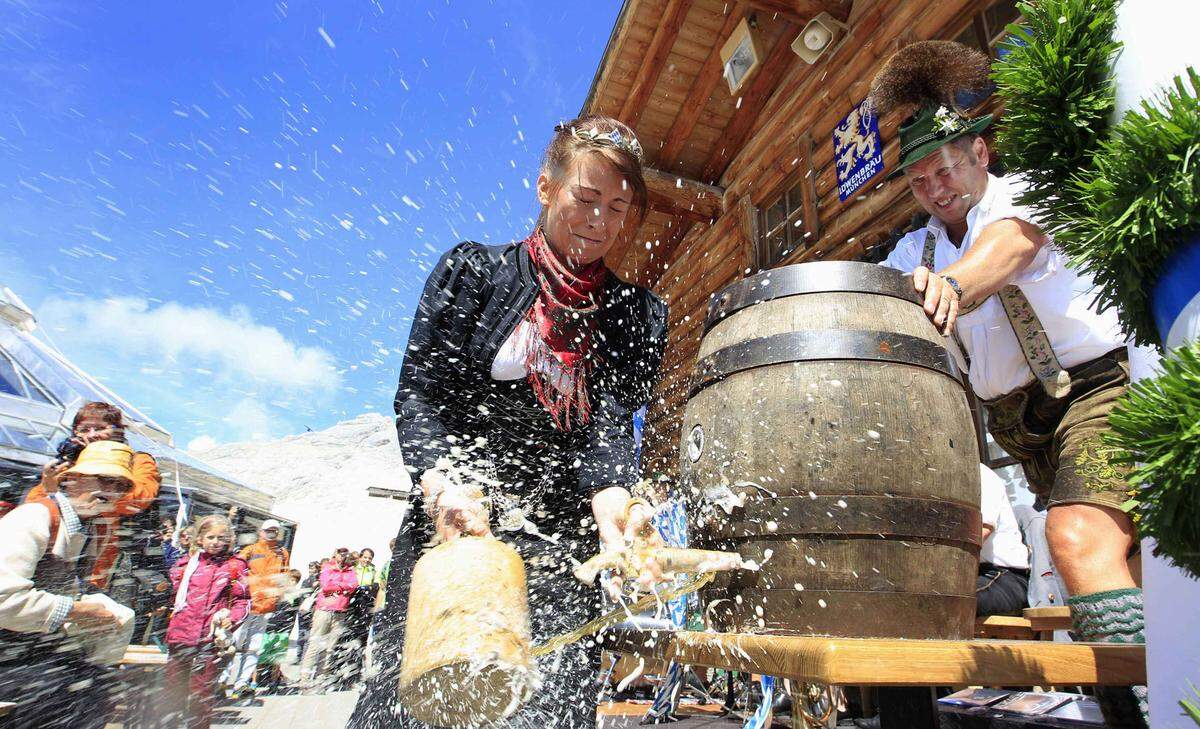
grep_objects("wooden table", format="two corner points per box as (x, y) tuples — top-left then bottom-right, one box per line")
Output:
(603, 628), (1145, 728)
(603, 629), (1144, 687)
(115, 644), (168, 728)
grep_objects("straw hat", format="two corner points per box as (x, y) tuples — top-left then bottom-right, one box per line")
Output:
(66, 441), (135, 481)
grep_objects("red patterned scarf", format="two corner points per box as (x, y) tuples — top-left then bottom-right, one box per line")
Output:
(523, 228), (609, 430)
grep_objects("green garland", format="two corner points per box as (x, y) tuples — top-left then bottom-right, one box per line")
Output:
(1060, 69), (1200, 345)
(992, 0), (1122, 224)
(994, 0), (1200, 576)
(1107, 341), (1200, 578)
(1186, 683), (1200, 726)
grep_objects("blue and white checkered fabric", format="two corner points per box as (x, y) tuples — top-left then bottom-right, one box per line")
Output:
(52, 492), (84, 537)
(642, 498), (691, 723)
(744, 675), (776, 729)
(47, 595), (74, 633)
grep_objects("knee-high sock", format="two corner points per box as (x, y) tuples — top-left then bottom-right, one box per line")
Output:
(1067, 588), (1148, 728)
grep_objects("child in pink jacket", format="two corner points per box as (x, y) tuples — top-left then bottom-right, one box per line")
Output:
(298, 547), (358, 690)
(160, 515), (250, 728)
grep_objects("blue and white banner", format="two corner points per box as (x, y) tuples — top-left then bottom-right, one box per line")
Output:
(833, 99), (884, 202)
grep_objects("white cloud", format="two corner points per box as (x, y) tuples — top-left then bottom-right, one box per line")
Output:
(38, 296), (340, 393)
(186, 435), (218, 452)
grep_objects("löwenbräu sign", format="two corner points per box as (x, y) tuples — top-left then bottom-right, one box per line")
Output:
(833, 99), (884, 201)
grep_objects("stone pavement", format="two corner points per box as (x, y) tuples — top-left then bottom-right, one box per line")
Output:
(210, 690), (361, 728)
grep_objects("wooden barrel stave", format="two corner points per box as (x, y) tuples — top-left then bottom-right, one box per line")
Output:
(702, 587), (977, 638)
(709, 537), (980, 595)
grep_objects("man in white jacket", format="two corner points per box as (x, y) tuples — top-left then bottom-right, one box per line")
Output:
(0, 441), (135, 728)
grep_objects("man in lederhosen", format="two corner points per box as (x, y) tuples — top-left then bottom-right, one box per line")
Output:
(868, 41), (1146, 727)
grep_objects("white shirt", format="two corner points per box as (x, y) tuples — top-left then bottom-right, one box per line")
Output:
(490, 319), (571, 394)
(980, 465), (1029, 570)
(882, 174), (1129, 399)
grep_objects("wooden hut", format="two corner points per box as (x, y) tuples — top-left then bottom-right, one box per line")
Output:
(582, 0), (1022, 478)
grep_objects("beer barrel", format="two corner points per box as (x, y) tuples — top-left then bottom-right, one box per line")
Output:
(681, 261), (981, 640)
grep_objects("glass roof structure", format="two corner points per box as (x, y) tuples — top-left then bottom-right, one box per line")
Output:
(0, 285), (277, 514)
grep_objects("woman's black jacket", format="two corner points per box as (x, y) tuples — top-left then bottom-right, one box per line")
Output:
(394, 238), (668, 496)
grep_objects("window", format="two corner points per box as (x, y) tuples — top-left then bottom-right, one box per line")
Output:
(984, 0), (1022, 52)
(0, 355), (20, 397)
(950, 0), (1021, 57)
(756, 180), (807, 269)
(0, 351), (57, 405)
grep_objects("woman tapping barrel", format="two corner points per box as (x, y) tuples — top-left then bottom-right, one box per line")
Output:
(348, 115), (668, 729)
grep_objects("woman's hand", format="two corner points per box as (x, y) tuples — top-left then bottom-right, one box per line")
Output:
(420, 469), (492, 543)
(592, 487), (666, 600)
(219, 615), (234, 631)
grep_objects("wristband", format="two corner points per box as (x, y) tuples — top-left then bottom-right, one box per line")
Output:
(941, 275), (963, 299)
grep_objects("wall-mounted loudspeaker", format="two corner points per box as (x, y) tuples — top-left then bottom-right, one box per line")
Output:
(790, 11), (849, 64)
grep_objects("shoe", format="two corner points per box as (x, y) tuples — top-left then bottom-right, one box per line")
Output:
(853, 717), (881, 729)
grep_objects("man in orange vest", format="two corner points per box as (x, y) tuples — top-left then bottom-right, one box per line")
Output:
(223, 519), (290, 699)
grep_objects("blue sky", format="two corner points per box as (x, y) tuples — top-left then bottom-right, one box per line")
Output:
(0, 0), (619, 449)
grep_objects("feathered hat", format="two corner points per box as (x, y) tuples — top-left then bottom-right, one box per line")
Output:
(867, 40), (994, 176)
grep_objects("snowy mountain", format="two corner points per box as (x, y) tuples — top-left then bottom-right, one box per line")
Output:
(191, 412), (413, 570)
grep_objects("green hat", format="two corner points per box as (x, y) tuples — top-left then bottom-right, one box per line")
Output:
(890, 104), (992, 178)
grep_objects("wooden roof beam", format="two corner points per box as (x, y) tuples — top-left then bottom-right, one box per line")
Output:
(643, 166), (725, 220)
(746, 0), (852, 23)
(657, 1), (749, 170)
(618, 0), (694, 129)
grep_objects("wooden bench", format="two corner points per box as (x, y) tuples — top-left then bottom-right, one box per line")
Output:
(974, 615), (1037, 640)
(1024, 605), (1073, 635)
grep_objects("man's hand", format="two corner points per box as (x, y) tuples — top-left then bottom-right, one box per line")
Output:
(67, 600), (121, 632)
(38, 463), (71, 494)
(912, 265), (960, 336)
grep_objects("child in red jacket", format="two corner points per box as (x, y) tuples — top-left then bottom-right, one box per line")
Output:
(159, 514), (249, 728)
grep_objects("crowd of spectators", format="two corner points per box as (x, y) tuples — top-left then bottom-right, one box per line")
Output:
(0, 402), (390, 728)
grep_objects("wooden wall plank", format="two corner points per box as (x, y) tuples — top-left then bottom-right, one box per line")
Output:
(700, 25), (801, 183)
(620, 0), (695, 128)
(657, 1), (748, 169)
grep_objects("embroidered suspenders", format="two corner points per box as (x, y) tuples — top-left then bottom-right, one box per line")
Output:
(921, 230), (1072, 398)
